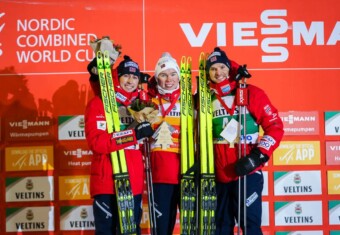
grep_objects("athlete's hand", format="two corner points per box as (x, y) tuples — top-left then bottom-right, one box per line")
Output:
(235, 64), (251, 81)
(234, 148), (269, 176)
(135, 122), (154, 141)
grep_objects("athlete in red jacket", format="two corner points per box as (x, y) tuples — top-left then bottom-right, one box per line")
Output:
(85, 55), (153, 235)
(206, 47), (284, 235)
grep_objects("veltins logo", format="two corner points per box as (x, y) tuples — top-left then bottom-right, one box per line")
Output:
(6, 206), (54, 232)
(329, 200), (340, 225)
(58, 115), (85, 140)
(325, 111), (340, 136)
(274, 171), (322, 196)
(273, 141), (320, 165)
(327, 171), (340, 195)
(274, 201), (322, 226)
(6, 176), (54, 202)
(5, 146), (54, 171)
(60, 205), (94, 230)
(59, 175), (90, 200)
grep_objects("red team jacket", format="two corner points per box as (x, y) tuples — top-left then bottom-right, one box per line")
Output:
(85, 92), (144, 197)
(213, 61), (284, 183)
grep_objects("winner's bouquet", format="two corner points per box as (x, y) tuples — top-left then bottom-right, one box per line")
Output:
(90, 36), (122, 65)
(128, 99), (159, 124)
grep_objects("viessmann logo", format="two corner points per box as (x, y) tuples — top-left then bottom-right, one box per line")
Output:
(279, 111), (319, 135)
(9, 120), (51, 129)
(326, 141), (340, 165)
(282, 114), (316, 124)
(181, 9), (339, 62)
(64, 148), (93, 158)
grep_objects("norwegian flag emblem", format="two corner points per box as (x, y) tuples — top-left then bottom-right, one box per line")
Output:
(221, 84), (231, 93)
(210, 56), (217, 63)
(264, 104), (272, 115)
(129, 67), (136, 72)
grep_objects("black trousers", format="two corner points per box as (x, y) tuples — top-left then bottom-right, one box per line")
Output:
(215, 171), (264, 235)
(93, 194), (142, 235)
(153, 183), (180, 235)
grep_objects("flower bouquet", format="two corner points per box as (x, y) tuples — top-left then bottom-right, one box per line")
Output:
(90, 36), (122, 65)
(128, 99), (159, 124)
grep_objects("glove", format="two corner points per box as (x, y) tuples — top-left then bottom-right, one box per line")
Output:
(87, 57), (99, 82)
(235, 64), (251, 81)
(135, 122), (154, 140)
(234, 148), (269, 176)
(140, 72), (151, 84)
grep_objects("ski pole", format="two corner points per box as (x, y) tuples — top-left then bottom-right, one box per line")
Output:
(138, 72), (157, 234)
(144, 137), (157, 235)
(236, 68), (250, 235)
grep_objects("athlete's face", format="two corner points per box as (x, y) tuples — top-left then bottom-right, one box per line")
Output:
(119, 74), (139, 92)
(157, 68), (179, 90)
(209, 63), (230, 84)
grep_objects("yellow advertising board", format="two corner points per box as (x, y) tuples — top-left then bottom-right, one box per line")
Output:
(273, 141), (320, 165)
(5, 146), (54, 171)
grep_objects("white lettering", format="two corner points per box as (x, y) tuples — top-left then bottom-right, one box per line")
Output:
(327, 21), (340, 45)
(180, 23), (213, 47)
(16, 50), (71, 63)
(17, 18), (75, 31)
(261, 9), (288, 35)
(293, 22), (324, 45)
(233, 22), (258, 46)
(180, 9), (338, 63)
(296, 148), (314, 160)
(261, 37), (288, 62)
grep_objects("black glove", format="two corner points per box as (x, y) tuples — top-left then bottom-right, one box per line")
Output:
(87, 57), (99, 82)
(235, 64), (251, 81)
(140, 72), (151, 84)
(234, 148), (269, 176)
(135, 122), (154, 140)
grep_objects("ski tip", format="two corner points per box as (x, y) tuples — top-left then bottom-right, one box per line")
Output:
(181, 56), (186, 64)
(103, 50), (110, 58)
(199, 52), (206, 59)
(96, 50), (103, 58)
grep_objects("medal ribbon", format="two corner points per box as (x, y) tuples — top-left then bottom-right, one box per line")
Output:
(215, 94), (237, 116)
(158, 93), (180, 118)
